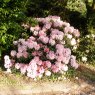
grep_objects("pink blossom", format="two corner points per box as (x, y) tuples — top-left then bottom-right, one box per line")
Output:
(51, 65), (59, 73)
(20, 64), (28, 74)
(32, 41), (37, 47)
(4, 63), (12, 69)
(18, 45), (27, 52)
(56, 44), (64, 50)
(34, 44), (40, 50)
(4, 60), (12, 69)
(39, 30), (46, 36)
(47, 51), (55, 60)
(63, 22), (70, 27)
(56, 44), (64, 54)
(22, 46), (27, 51)
(23, 51), (28, 58)
(48, 16), (61, 22)
(44, 22), (52, 29)
(70, 55), (78, 69)
(39, 43), (44, 48)
(58, 21), (64, 27)
(49, 39), (55, 46)
(11, 59), (15, 64)
(63, 56), (70, 64)
(71, 38), (76, 46)
(37, 51), (43, 56)
(29, 36), (36, 41)
(43, 36), (49, 44)
(17, 52), (23, 58)
(53, 20), (64, 28)
(42, 27), (47, 32)
(64, 26), (74, 33)
(37, 60), (43, 65)
(15, 63), (21, 69)
(64, 27), (69, 33)
(53, 21), (60, 27)
(39, 36), (49, 44)
(34, 56), (40, 62)
(27, 65), (32, 72)
(4, 55), (10, 63)
(63, 48), (71, 57)
(50, 34), (56, 39)
(41, 61), (47, 68)
(13, 41), (18, 45)
(56, 49), (63, 55)
(45, 61), (51, 68)
(66, 34), (72, 39)
(61, 64), (68, 71)
(33, 31), (38, 36)
(44, 47), (50, 53)
(18, 39), (25, 44)
(18, 46), (23, 52)
(69, 27), (74, 33)
(38, 66), (45, 74)
(27, 70), (37, 78)
(4, 55), (12, 69)
(51, 29), (59, 35)
(56, 32), (64, 40)
(29, 59), (37, 70)
(27, 42), (34, 49)
(32, 51), (37, 56)
(73, 29), (80, 37)
(32, 51), (42, 56)
(56, 55), (63, 62)
(10, 50), (17, 57)
(34, 25), (40, 31)
(55, 61), (62, 70)
(30, 27), (35, 31)
(45, 70), (51, 76)
(27, 64), (37, 78)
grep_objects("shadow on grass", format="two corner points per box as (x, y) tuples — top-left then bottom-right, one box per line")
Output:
(76, 64), (95, 95)
(77, 64), (95, 83)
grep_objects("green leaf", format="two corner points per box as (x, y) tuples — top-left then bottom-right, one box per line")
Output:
(1, 35), (6, 44)
(4, 0), (10, 3)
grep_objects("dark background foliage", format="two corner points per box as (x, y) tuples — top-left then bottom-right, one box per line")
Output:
(0, 0), (95, 64)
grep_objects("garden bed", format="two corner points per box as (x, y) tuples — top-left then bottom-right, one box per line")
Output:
(0, 63), (95, 95)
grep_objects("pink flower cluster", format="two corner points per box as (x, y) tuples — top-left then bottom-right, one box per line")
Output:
(4, 16), (79, 79)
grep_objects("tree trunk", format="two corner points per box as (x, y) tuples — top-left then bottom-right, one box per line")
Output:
(92, 0), (95, 10)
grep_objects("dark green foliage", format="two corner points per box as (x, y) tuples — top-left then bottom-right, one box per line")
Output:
(0, 0), (95, 64)
(75, 34), (95, 63)
(26, 0), (68, 20)
(0, 0), (37, 61)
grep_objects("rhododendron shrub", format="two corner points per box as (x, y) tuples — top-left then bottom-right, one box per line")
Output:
(4, 16), (80, 79)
